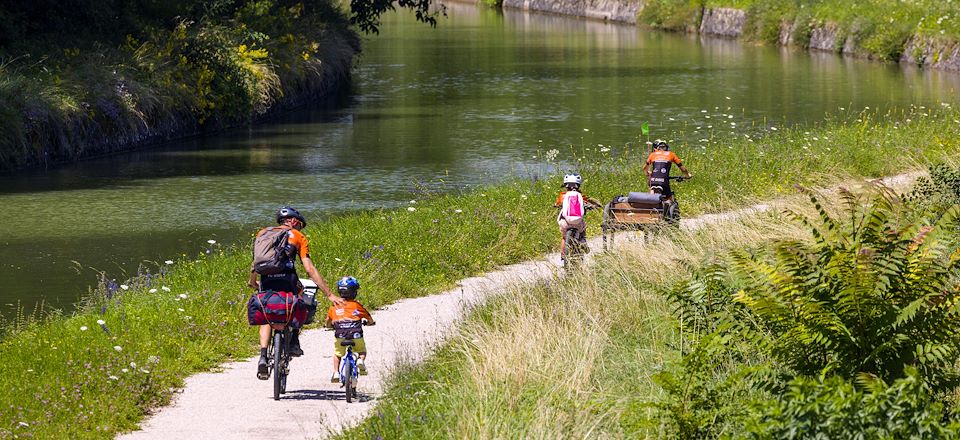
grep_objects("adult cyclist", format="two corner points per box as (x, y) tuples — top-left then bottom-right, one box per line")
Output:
(247, 206), (343, 380)
(644, 140), (692, 200)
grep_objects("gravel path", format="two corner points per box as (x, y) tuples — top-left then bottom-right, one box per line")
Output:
(118, 173), (915, 440)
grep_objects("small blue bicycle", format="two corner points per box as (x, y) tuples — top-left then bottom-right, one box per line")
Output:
(338, 340), (359, 403)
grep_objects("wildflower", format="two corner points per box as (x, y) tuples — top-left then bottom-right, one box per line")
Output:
(141, 369), (151, 374)
(409, 200), (417, 204)
(185, 316), (192, 320)
(109, 375), (119, 380)
(80, 326), (88, 331)
(725, 96), (731, 100)
(771, 127), (778, 131)
(114, 346), (122, 352)
(18, 422), (28, 427)
(122, 368), (129, 373)
(149, 289), (157, 293)
(148, 355), (160, 364)
(335, 257), (342, 262)
(407, 207), (416, 212)
(207, 240), (217, 244)
(520, 194), (528, 199)
(454, 209), (463, 213)
(583, 128), (589, 132)
(600, 147), (610, 152)
(97, 319), (106, 325)
(178, 293), (187, 299)
(120, 284), (129, 290)
(544, 149), (559, 161)
(130, 362), (137, 368)
(164, 260), (174, 265)
(177, 308), (185, 312)
(701, 110), (707, 113)
(162, 286), (171, 292)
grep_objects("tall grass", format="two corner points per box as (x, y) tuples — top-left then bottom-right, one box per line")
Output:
(1, 106), (959, 437)
(339, 191), (835, 439)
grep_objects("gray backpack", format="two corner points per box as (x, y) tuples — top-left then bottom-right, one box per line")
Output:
(252, 226), (293, 275)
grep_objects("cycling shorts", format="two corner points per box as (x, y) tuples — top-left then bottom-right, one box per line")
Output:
(334, 337), (366, 357)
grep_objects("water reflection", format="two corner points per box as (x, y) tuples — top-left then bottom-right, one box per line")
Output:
(1, 2), (958, 313)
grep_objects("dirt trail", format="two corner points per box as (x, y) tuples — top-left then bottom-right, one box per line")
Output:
(118, 174), (915, 440)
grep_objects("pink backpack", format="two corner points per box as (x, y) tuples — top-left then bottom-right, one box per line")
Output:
(561, 191), (584, 220)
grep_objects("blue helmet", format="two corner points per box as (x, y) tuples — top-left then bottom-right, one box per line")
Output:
(336, 276), (360, 298)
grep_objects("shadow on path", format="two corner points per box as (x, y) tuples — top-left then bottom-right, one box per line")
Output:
(281, 389), (375, 402)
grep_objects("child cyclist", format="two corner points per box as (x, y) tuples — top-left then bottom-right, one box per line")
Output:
(554, 174), (601, 258)
(325, 276), (375, 383)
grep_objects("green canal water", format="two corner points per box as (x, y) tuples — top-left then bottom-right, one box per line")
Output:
(1, 3), (958, 315)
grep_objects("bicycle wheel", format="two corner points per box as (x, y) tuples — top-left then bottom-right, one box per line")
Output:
(563, 229), (578, 269)
(665, 201), (681, 226)
(273, 331), (283, 401)
(344, 366), (354, 403)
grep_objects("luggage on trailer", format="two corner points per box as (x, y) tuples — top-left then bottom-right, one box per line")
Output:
(247, 290), (308, 328)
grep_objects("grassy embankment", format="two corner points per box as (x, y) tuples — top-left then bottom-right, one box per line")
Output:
(2, 105), (959, 438)
(641, 0), (960, 62)
(0, 0), (358, 171)
(339, 107), (960, 439)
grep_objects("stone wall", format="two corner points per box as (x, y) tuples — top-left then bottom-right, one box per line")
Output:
(698, 7), (745, 38)
(502, 0), (641, 24)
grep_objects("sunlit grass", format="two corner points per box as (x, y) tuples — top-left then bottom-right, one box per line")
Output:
(339, 190), (841, 439)
(2, 106), (960, 437)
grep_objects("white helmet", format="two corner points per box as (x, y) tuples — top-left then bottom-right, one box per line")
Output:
(563, 174), (583, 186)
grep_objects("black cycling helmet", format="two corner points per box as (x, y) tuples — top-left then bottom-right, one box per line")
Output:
(653, 140), (670, 151)
(276, 206), (307, 228)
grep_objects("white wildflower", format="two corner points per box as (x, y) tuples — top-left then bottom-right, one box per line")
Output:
(121, 368), (129, 373)
(114, 346), (122, 352)
(80, 326), (88, 331)
(407, 207), (416, 212)
(120, 285), (129, 290)
(161, 286), (171, 292)
(96, 319), (105, 325)
(164, 260), (174, 265)
(454, 209), (463, 213)
(149, 289), (157, 293)
(108, 375), (119, 380)
(178, 293), (187, 299)
(207, 240), (216, 244)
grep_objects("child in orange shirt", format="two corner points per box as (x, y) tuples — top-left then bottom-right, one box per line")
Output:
(325, 276), (375, 383)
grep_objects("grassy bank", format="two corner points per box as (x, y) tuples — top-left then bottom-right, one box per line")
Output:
(2, 106), (960, 438)
(0, 0), (359, 171)
(641, 0), (960, 62)
(337, 193), (819, 438)
(341, 170), (960, 438)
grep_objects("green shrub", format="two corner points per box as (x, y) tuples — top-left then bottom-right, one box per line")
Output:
(908, 163), (960, 219)
(640, 0), (704, 32)
(740, 367), (960, 439)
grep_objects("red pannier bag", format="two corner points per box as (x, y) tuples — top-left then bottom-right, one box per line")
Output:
(247, 290), (307, 328)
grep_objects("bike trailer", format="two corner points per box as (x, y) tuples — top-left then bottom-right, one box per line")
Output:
(605, 192), (662, 225)
(247, 290), (308, 328)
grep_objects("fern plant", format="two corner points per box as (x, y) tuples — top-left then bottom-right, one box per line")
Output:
(728, 186), (960, 385)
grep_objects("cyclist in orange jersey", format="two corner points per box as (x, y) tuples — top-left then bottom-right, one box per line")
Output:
(644, 140), (692, 198)
(248, 207), (344, 380)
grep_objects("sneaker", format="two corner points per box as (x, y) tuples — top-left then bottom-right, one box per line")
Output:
(330, 372), (341, 383)
(289, 332), (304, 357)
(289, 344), (304, 357)
(257, 355), (269, 380)
(358, 360), (368, 376)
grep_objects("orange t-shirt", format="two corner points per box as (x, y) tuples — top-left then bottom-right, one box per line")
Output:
(326, 300), (373, 339)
